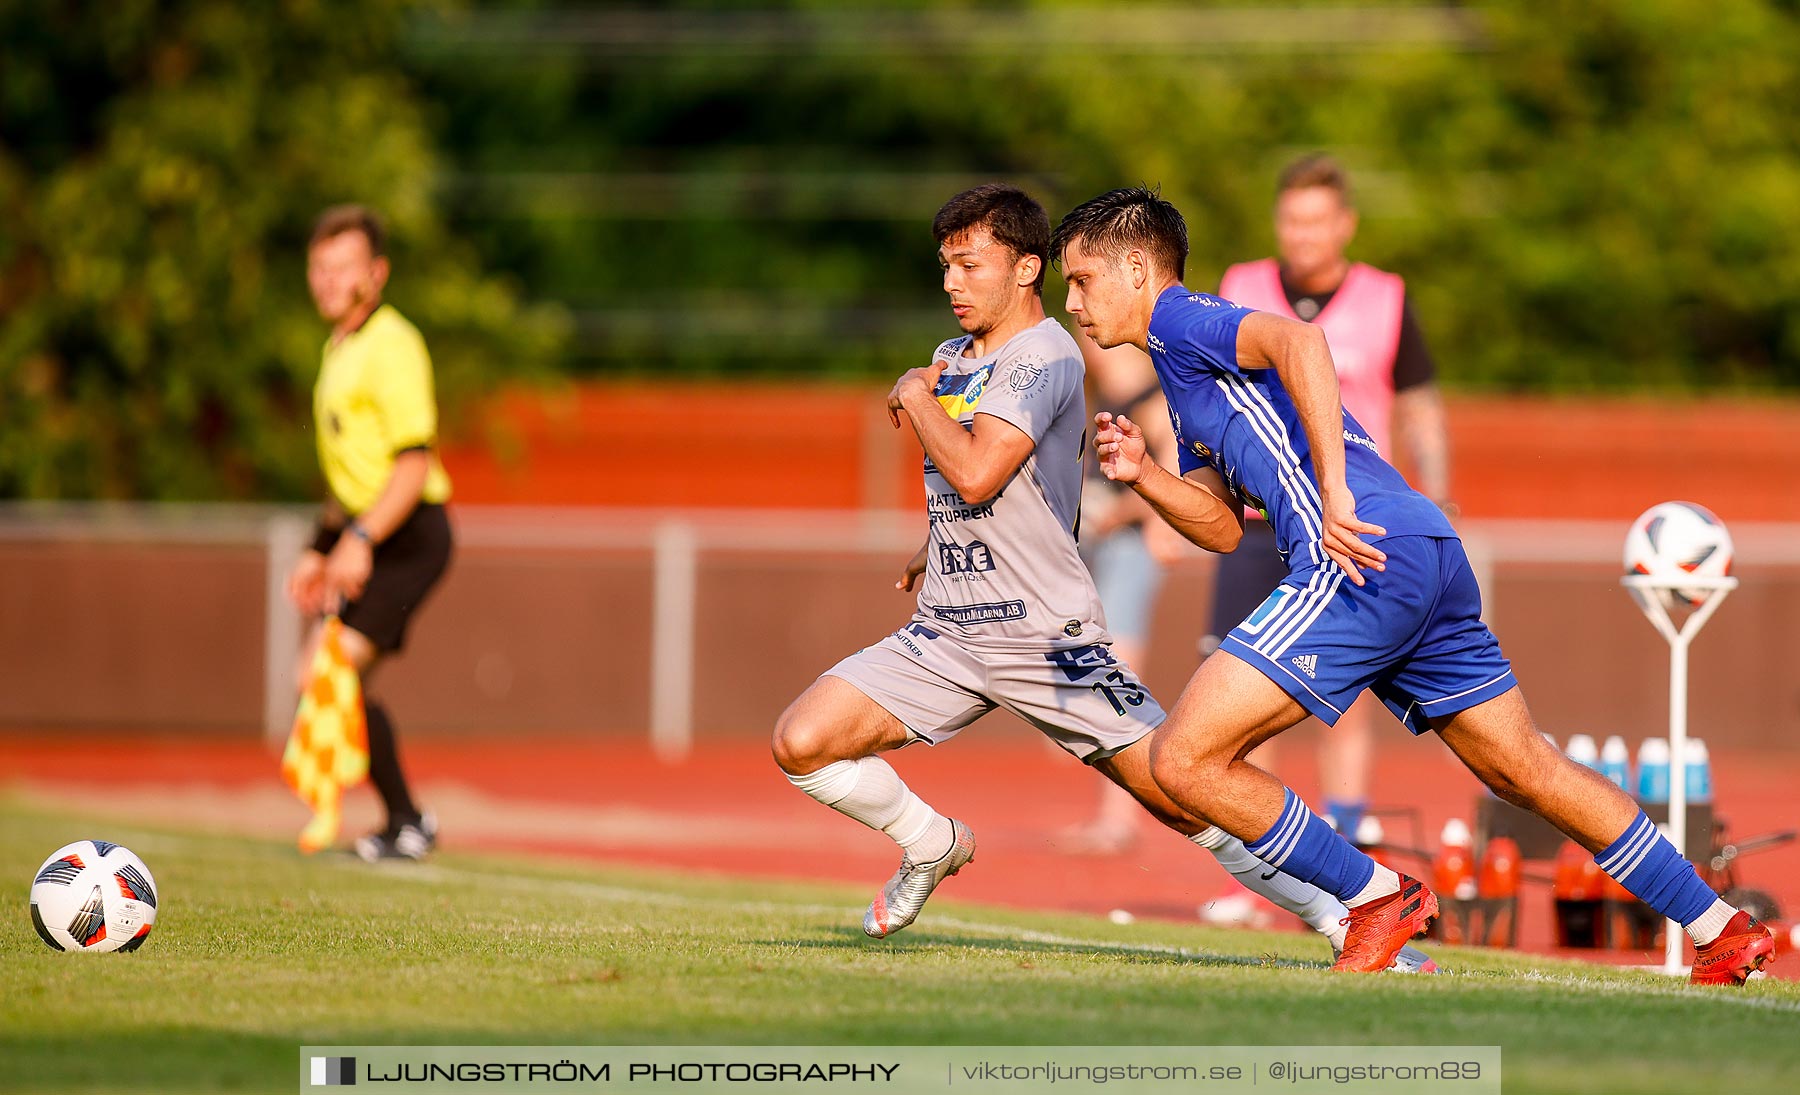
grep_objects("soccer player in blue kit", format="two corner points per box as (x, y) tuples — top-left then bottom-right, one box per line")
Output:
(1053, 187), (1773, 982)
(773, 184), (1434, 971)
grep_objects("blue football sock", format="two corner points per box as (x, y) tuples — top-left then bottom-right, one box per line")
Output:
(1245, 787), (1376, 901)
(1594, 811), (1717, 925)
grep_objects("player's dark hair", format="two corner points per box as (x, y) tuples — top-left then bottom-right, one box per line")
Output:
(1050, 186), (1187, 282)
(933, 184), (1051, 292)
(1277, 152), (1354, 207)
(310, 204), (388, 258)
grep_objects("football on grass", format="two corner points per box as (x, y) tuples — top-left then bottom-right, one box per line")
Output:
(29, 839), (158, 953)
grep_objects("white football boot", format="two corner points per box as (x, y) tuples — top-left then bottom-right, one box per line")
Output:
(863, 819), (976, 938)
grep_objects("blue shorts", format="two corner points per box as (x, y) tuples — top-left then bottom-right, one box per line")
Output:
(1220, 535), (1516, 735)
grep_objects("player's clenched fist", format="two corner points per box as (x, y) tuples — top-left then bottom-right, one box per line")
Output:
(886, 359), (948, 428)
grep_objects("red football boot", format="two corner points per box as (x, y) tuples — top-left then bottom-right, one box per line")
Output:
(1332, 875), (1440, 973)
(1690, 911), (1776, 986)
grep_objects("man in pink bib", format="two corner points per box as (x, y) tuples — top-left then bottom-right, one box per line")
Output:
(1201, 154), (1455, 926)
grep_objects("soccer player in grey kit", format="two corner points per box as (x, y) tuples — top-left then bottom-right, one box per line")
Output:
(770, 184), (1433, 970)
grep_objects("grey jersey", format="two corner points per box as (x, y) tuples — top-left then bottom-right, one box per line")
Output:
(914, 318), (1108, 651)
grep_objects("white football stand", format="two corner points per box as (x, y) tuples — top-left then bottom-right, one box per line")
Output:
(1620, 573), (1737, 975)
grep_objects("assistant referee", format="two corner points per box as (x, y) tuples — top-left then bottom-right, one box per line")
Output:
(287, 205), (453, 862)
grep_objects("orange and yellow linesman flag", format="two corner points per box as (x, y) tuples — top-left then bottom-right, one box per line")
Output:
(280, 617), (369, 853)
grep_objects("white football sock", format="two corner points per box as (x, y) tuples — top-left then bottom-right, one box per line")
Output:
(1192, 826), (1348, 944)
(788, 758), (954, 861)
(1344, 863), (1404, 907)
(1686, 897), (1739, 946)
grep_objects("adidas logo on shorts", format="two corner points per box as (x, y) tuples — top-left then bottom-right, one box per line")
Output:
(1291, 653), (1318, 679)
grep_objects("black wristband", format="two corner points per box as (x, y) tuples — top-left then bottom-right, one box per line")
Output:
(347, 522), (374, 546)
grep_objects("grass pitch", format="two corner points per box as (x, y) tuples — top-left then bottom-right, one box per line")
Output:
(4, 795), (1798, 1095)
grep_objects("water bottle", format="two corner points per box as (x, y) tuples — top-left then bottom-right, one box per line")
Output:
(1684, 738), (1712, 804)
(1565, 733), (1599, 770)
(1552, 839), (1607, 947)
(1476, 835), (1523, 947)
(1432, 818), (1476, 944)
(1478, 836), (1522, 900)
(1553, 841), (1605, 902)
(1599, 735), (1631, 790)
(1637, 737), (1671, 803)
(1433, 819), (1478, 902)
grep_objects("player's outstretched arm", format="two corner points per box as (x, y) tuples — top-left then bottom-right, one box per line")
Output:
(1095, 412), (1242, 552)
(1234, 312), (1386, 584)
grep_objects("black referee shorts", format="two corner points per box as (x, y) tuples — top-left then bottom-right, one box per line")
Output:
(319, 504), (453, 654)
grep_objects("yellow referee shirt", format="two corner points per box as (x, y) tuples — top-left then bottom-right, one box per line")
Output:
(313, 304), (453, 515)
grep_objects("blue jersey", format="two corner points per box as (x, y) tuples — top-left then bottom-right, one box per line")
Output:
(1146, 286), (1453, 569)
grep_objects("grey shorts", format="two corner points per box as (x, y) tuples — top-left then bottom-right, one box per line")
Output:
(823, 622), (1165, 764)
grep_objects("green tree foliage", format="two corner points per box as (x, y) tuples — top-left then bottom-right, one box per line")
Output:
(1400, 1), (1800, 390)
(5, 2), (1798, 503)
(412, 0), (1800, 392)
(0, 0), (566, 500)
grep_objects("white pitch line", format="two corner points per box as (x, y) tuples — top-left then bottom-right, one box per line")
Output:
(374, 859), (1267, 963)
(19, 816), (1800, 1011)
(363, 861), (1800, 1008)
(1506, 969), (1800, 1014)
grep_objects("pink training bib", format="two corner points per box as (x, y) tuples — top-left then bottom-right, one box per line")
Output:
(1220, 258), (1405, 457)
